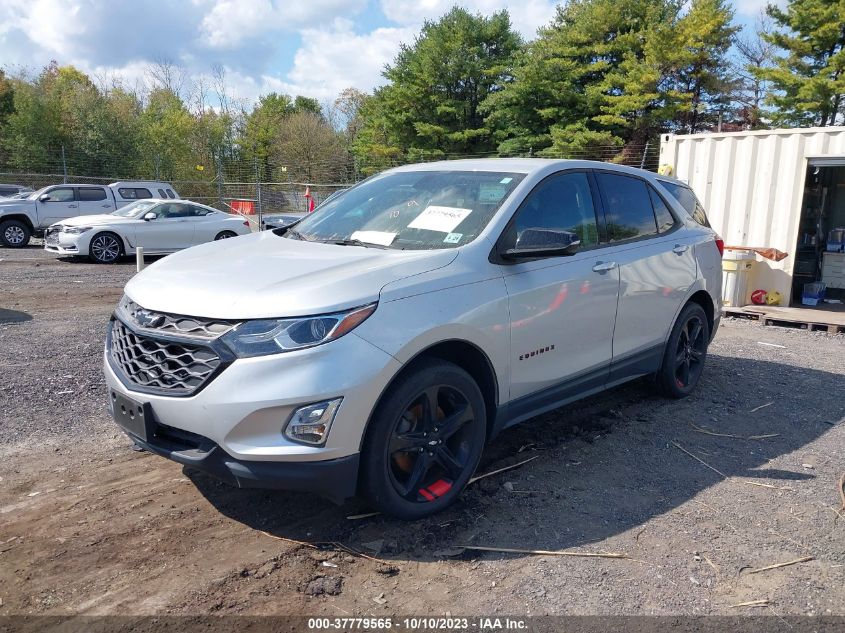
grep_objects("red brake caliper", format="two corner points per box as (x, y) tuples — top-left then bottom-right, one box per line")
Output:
(419, 479), (452, 502)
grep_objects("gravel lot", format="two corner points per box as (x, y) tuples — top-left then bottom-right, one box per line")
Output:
(1, 245), (844, 618)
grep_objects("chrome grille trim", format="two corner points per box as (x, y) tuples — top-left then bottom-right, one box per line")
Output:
(108, 317), (232, 396)
(118, 296), (238, 340)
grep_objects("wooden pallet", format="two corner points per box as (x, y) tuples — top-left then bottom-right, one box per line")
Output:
(722, 306), (845, 333)
(761, 315), (845, 334)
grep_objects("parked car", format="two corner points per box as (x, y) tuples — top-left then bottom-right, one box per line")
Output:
(262, 189), (349, 230)
(104, 159), (723, 519)
(0, 184), (33, 198)
(262, 213), (305, 231)
(0, 181), (178, 248)
(45, 199), (250, 263)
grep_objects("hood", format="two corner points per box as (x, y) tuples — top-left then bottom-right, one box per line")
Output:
(0, 199), (34, 212)
(125, 231), (458, 319)
(55, 214), (130, 228)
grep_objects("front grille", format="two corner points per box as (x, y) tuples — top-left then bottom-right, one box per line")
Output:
(109, 319), (224, 396)
(120, 297), (236, 340)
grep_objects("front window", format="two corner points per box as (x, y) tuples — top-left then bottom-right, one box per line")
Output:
(288, 170), (525, 250)
(111, 200), (159, 217)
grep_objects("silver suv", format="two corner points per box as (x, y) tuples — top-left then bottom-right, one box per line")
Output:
(104, 159), (723, 519)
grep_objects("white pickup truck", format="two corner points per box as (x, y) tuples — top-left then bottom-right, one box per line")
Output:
(0, 181), (179, 247)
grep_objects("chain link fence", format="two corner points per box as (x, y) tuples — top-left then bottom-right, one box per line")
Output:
(0, 141), (661, 229)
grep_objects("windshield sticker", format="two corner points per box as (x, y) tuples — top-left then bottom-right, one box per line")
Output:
(350, 230), (397, 246)
(407, 205), (472, 233)
(500, 177), (513, 184)
(479, 183), (508, 203)
(443, 232), (462, 244)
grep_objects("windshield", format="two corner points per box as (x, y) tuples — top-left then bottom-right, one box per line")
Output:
(26, 186), (49, 200)
(111, 200), (159, 218)
(288, 170), (525, 250)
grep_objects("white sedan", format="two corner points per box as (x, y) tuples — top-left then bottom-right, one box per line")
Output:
(44, 199), (252, 263)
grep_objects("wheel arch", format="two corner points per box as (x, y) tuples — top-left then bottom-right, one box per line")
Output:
(89, 230), (127, 258)
(0, 214), (35, 232)
(359, 338), (500, 451)
(686, 289), (715, 337)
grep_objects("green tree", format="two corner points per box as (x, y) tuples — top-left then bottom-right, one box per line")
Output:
(486, 0), (736, 158)
(354, 7), (521, 170)
(753, 0), (845, 126)
(138, 87), (196, 180)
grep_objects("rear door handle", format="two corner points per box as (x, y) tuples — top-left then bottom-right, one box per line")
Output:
(68, 204), (77, 209)
(672, 244), (689, 254)
(592, 261), (617, 272)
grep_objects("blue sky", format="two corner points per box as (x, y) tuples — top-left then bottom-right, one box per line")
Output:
(0, 0), (770, 107)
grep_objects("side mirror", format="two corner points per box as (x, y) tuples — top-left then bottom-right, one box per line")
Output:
(39, 194), (51, 202)
(143, 212), (157, 221)
(503, 228), (581, 260)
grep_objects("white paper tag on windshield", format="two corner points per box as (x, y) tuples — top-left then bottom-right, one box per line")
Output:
(350, 230), (396, 246)
(407, 206), (472, 233)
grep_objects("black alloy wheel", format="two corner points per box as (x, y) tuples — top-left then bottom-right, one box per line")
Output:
(657, 302), (710, 398)
(361, 360), (486, 519)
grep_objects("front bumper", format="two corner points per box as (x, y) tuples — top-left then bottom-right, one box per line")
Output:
(104, 321), (402, 498)
(44, 231), (88, 255)
(130, 422), (360, 503)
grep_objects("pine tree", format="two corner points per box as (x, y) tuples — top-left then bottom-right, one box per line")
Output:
(754, 0), (845, 126)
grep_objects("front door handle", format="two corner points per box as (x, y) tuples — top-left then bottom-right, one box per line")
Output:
(672, 244), (689, 254)
(592, 261), (617, 272)
(102, 204), (112, 208)
(68, 204), (77, 208)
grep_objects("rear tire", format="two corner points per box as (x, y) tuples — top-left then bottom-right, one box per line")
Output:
(656, 302), (710, 398)
(1, 219), (31, 248)
(214, 231), (237, 240)
(89, 232), (124, 264)
(360, 359), (486, 520)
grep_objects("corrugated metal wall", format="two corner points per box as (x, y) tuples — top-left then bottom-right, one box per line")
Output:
(659, 127), (845, 302)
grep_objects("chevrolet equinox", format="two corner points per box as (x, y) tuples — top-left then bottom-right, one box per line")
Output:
(105, 159), (723, 519)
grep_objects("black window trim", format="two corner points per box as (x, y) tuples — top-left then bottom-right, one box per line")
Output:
(592, 168), (682, 246)
(490, 168), (606, 264)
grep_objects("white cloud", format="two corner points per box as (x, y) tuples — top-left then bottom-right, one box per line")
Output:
(199, 0), (367, 48)
(379, 0), (558, 39)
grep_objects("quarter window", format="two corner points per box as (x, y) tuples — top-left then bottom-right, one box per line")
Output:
(659, 181), (710, 227)
(166, 189), (176, 199)
(648, 187), (677, 233)
(45, 187), (75, 202)
(510, 172), (599, 248)
(118, 187), (152, 200)
(78, 187), (107, 201)
(158, 188), (166, 197)
(596, 173), (658, 241)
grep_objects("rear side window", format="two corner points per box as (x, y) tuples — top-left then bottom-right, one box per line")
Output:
(78, 187), (107, 201)
(648, 187), (677, 233)
(118, 187), (152, 200)
(511, 172), (599, 247)
(660, 181), (710, 227)
(596, 173), (657, 241)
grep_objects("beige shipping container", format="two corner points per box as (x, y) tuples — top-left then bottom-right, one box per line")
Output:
(659, 126), (845, 304)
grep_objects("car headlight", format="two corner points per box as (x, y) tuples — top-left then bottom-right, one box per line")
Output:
(63, 226), (93, 234)
(220, 303), (376, 357)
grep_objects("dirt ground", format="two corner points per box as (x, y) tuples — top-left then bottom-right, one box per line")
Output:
(1, 245), (844, 618)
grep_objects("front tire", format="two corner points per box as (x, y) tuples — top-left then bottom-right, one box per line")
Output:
(656, 302), (710, 398)
(89, 232), (124, 264)
(360, 359), (486, 520)
(1, 219), (31, 248)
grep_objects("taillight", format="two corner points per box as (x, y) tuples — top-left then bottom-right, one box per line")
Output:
(715, 236), (724, 256)
(243, 221), (249, 227)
